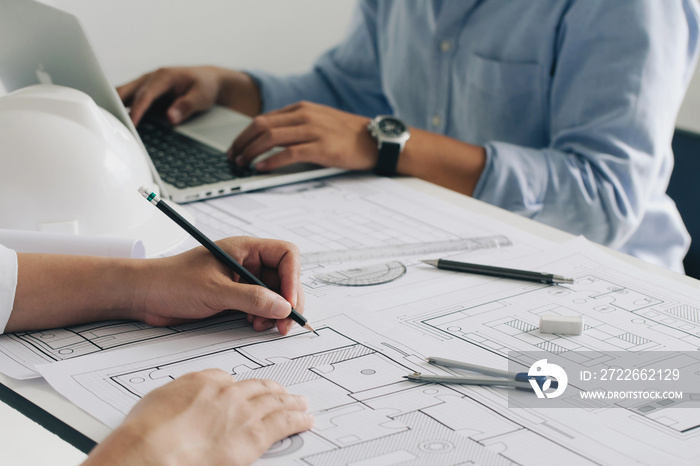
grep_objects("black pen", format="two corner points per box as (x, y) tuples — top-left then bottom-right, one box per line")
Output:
(138, 187), (318, 335)
(421, 259), (574, 285)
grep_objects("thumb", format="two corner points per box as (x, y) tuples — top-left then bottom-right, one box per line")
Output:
(167, 85), (212, 125)
(225, 283), (292, 320)
(167, 97), (194, 125)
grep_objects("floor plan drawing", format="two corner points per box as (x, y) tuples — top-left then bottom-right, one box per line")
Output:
(5, 173), (700, 464)
(38, 299), (700, 465)
(0, 314), (250, 379)
(391, 258), (700, 359)
(0, 176), (551, 380)
(168, 177), (521, 260)
(300, 239), (700, 464)
(38, 315), (532, 465)
(421, 271), (689, 355)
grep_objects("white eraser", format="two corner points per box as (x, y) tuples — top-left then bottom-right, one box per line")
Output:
(539, 315), (584, 335)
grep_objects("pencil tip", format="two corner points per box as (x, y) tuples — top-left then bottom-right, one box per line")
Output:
(304, 323), (319, 336)
(553, 275), (575, 285)
(421, 259), (439, 267)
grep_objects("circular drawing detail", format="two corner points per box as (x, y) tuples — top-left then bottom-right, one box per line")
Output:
(314, 261), (407, 286)
(262, 435), (304, 458)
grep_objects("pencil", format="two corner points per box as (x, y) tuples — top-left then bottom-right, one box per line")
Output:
(404, 372), (533, 390)
(421, 259), (574, 285)
(138, 186), (318, 335)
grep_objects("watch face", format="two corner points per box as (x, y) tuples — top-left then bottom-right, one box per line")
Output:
(378, 117), (406, 137)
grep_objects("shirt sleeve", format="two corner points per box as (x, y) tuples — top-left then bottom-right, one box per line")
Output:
(0, 245), (18, 334)
(473, 0), (700, 250)
(248, 0), (393, 117)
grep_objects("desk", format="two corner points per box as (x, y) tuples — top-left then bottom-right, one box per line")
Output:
(2, 176), (699, 464)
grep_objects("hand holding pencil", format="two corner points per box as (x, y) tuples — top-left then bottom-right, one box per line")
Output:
(138, 187), (315, 335)
(130, 235), (307, 335)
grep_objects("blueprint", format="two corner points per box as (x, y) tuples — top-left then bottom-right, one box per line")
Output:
(36, 238), (700, 465)
(36, 313), (579, 465)
(0, 176), (552, 379)
(329, 237), (700, 465)
(0, 314), (250, 379)
(363, 237), (700, 357)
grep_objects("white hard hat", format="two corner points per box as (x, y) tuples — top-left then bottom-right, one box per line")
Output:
(0, 84), (188, 256)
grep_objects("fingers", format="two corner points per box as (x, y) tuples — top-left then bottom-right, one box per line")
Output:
(276, 317), (296, 335)
(186, 368), (237, 388)
(246, 314), (293, 334)
(128, 72), (178, 127)
(167, 86), (202, 125)
(116, 67), (220, 127)
(117, 75), (146, 106)
(242, 387), (314, 455)
(229, 112), (310, 163)
(210, 237), (303, 333)
(226, 377), (288, 399)
(261, 410), (315, 444)
(253, 143), (319, 171)
(247, 390), (308, 415)
(247, 314), (275, 332)
(167, 80), (218, 125)
(235, 126), (316, 169)
(218, 237), (301, 309)
(117, 370), (312, 466)
(224, 283), (292, 320)
(256, 240), (301, 308)
(264, 101), (306, 116)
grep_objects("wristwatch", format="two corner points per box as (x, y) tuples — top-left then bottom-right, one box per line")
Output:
(367, 115), (410, 176)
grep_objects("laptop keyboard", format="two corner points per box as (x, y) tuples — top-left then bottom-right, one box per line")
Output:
(138, 119), (255, 190)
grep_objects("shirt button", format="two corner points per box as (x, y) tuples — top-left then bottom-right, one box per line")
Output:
(440, 40), (451, 52)
(432, 115), (441, 127)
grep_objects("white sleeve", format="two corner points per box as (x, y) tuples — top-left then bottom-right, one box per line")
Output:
(0, 244), (18, 333)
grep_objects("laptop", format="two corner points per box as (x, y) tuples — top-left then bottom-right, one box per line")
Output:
(0, 0), (344, 203)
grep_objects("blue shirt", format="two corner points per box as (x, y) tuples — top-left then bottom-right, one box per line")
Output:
(250, 0), (700, 272)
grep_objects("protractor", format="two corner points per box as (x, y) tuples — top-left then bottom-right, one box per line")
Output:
(314, 261), (407, 286)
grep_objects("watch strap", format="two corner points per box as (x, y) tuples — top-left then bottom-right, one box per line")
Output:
(374, 142), (401, 176)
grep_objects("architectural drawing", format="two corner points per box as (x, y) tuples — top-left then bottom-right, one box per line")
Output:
(5, 175), (698, 463)
(0, 177), (547, 379)
(319, 239), (700, 464)
(394, 256), (700, 356)
(39, 315), (529, 465)
(39, 291), (700, 465)
(0, 314), (250, 379)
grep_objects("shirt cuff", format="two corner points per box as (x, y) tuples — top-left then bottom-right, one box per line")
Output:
(472, 141), (548, 217)
(245, 68), (341, 114)
(245, 69), (304, 114)
(0, 245), (18, 334)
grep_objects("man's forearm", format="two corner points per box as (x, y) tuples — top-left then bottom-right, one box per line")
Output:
(6, 254), (142, 333)
(216, 68), (262, 117)
(397, 128), (486, 196)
